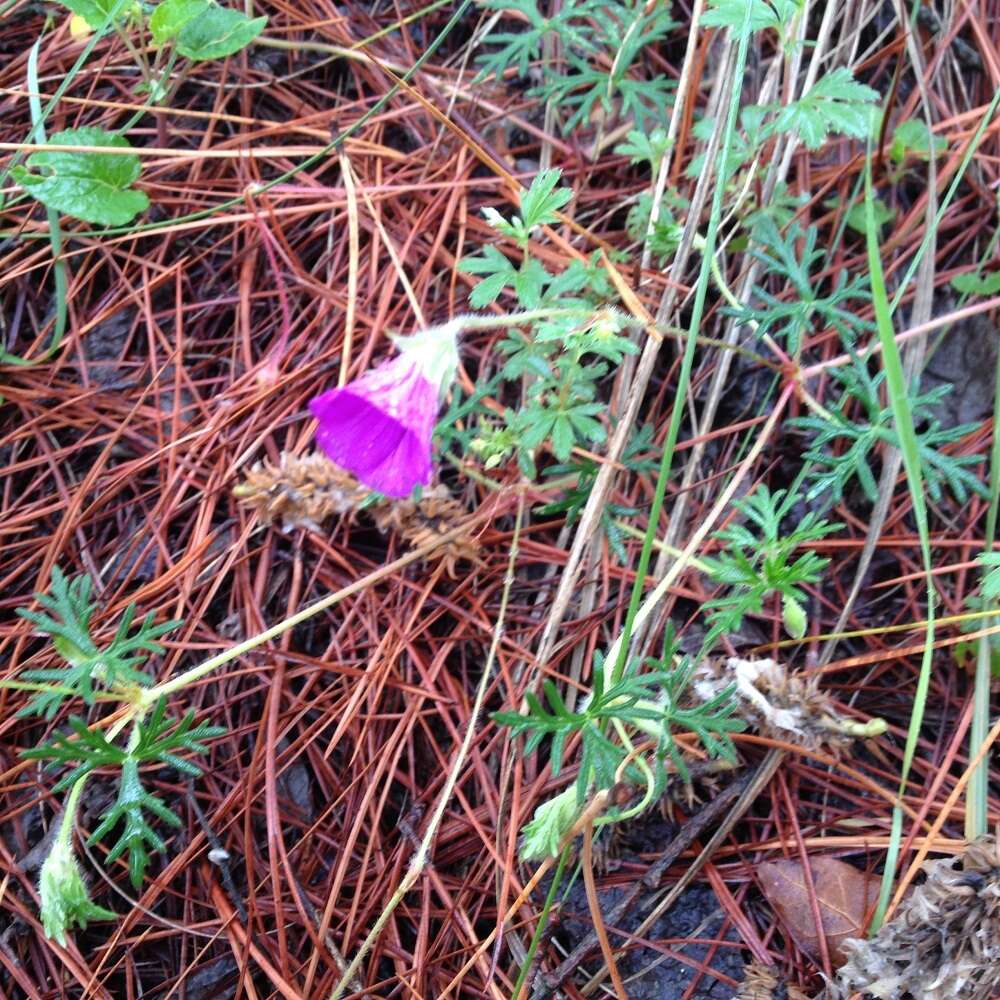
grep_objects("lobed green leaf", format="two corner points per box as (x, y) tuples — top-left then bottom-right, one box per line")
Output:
(13, 127), (147, 226)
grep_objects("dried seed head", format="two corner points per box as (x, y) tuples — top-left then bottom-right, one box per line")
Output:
(831, 835), (1000, 1000)
(372, 486), (480, 578)
(693, 657), (883, 753)
(235, 452), (479, 574)
(234, 451), (367, 531)
(735, 961), (808, 1000)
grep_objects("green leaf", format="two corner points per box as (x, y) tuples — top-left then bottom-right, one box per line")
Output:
(519, 786), (580, 860)
(90, 758), (178, 887)
(551, 416), (574, 461)
(979, 551), (1000, 601)
(782, 594), (807, 640)
(14, 568), (180, 718)
(626, 193), (683, 262)
(702, 0), (800, 34)
(46, 701), (223, 887)
(472, 170), (572, 251)
(703, 486), (840, 644)
(537, 447), (645, 564)
(460, 246), (516, 306)
(13, 127), (148, 226)
(495, 646), (741, 813)
(150, 0), (211, 43)
(519, 168), (573, 230)
(56, 0), (134, 29)
(766, 68), (879, 150)
(174, 5), (267, 60)
(519, 411), (556, 452)
(793, 356), (986, 505)
(474, 0), (602, 82)
(839, 195), (894, 235)
(535, 59), (674, 137)
(521, 4), (675, 135)
(732, 216), (874, 354)
(513, 257), (548, 308)
(25, 699), (222, 789)
(951, 271), (1000, 296)
(890, 118), (947, 165)
(615, 127), (671, 173)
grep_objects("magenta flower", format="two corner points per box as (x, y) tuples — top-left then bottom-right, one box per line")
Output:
(309, 322), (459, 498)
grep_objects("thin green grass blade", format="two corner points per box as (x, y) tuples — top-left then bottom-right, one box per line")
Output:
(967, 344), (1000, 838)
(864, 156), (937, 932)
(611, 4), (755, 683)
(2, 39), (69, 367)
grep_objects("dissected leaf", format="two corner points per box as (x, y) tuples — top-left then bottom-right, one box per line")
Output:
(702, 0), (800, 34)
(15, 567), (180, 718)
(759, 857), (878, 965)
(475, 0), (601, 82)
(174, 5), (267, 60)
(767, 68), (879, 149)
(12, 127), (148, 226)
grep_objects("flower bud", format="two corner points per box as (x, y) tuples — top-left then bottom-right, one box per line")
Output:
(39, 838), (115, 945)
(519, 785), (580, 861)
(782, 594), (808, 640)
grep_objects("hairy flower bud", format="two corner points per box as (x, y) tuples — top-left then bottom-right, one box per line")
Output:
(39, 837), (115, 946)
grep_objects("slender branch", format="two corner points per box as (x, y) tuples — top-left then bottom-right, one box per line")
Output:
(328, 492), (524, 1000)
(140, 511), (495, 708)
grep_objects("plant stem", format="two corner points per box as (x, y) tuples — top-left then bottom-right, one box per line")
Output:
(510, 847), (570, 999)
(456, 307), (590, 331)
(610, 9), (754, 685)
(54, 715), (131, 849)
(57, 775), (87, 848)
(966, 337), (1000, 839)
(139, 516), (490, 708)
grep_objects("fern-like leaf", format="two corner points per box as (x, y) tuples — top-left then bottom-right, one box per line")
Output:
(765, 68), (879, 150)
(16, 568), (181, 718)
(24, 699), (223, 887)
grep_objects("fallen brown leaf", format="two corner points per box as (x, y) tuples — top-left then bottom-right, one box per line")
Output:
(758, 856), (878, 966)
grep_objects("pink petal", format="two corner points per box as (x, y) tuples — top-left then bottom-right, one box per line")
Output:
(309, 354), (439, 497)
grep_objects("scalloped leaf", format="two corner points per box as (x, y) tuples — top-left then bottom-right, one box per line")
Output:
(174, 5), (267, 60)
(13, 127), (147, 226)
